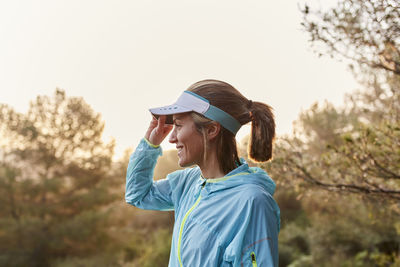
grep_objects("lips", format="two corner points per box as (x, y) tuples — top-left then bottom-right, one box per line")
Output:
(176, 146), (183, 156)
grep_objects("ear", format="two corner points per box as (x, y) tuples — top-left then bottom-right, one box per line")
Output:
(206, 122), (221, 141)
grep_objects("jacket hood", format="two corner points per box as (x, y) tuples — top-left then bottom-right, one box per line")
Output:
(196, 159), (276, 196)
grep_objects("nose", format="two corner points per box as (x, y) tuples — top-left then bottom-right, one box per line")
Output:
(169, 128), (177, 144)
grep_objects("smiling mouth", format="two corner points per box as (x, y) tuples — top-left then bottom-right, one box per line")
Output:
(176, 146), (183, 155)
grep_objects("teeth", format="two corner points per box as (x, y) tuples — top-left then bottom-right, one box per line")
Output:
(177, 147), (183, 155)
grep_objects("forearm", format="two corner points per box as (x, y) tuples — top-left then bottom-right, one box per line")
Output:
(125, 138), (162, 205)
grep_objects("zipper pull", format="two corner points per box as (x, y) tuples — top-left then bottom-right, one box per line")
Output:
(250, 252), (257, 267)
(194, 180), (206, 199)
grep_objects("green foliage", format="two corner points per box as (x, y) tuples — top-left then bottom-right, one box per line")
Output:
(274, 186), (400, 266)
(279, 222), (310, 266)
(266, 0), (400, 203)
(0, 90), (120, 266)
(274, 186), (310, 266)
(268, 117), (400, 203)
(53, 254), (121, 267)
(120, 228), (172, 267)
(112, 149), (176, 267)
(260, 1), (400, 265)
(301, 0), (400, 75)
(134, 228), (172, 267)
(287, 255), (312, 267)
(305, 194), (399, 266)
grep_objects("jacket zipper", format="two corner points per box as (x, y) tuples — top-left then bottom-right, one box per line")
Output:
(251, 252), (258, 267)
(177, 183), (205, 267)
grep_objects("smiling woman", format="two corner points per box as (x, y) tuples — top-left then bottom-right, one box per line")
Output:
(125, 79), (280, 267)
(168, 113), (205, 168)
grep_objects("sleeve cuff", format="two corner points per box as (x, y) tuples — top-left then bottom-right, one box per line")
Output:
(144, 137), (160, 148)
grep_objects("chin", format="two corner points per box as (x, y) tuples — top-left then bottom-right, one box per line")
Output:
(178, 161), (189, 167)
(178, 158), (193, 168)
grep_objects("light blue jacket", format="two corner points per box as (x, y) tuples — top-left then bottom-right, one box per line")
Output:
(125, 139), (280, 266)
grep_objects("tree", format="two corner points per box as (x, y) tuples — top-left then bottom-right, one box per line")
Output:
(301, 0), (400, 75)
(259, 1), (400, 264)
(0, 90), (120, 267)
(267, 102), (400, 201)
(265, 0), (400, 201)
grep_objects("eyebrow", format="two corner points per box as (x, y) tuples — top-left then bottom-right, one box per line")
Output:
(173, 114), (185, 123)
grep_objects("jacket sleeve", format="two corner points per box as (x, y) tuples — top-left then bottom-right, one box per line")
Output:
(224, 192), (280, 267)
(125, 138), (175, 211)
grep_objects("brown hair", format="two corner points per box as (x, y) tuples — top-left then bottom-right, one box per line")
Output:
(187, 79), (275, 174)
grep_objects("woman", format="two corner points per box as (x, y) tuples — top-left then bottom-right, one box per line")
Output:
(125, 80), (280, 266)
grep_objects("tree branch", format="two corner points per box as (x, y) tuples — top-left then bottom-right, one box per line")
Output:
(290, 159), (400, 200)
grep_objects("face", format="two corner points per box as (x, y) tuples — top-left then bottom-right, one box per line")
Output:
(169, 113), (204, 167)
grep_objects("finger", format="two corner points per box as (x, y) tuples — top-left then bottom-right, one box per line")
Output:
(157, 116), (172, 137)
(145, 116), (159, 140)
(158, 115), (166, 128)
(158, 116), (172, 135)
(149, 116), (158, 127)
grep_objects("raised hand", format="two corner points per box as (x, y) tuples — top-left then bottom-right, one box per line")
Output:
(144, 115), (173, 146)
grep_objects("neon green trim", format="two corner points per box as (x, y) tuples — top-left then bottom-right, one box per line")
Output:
(206, 172), (251, 183)
(177, 191), (203, 266)
(144, 137), (160, 148)
(251, 252), (257, 267)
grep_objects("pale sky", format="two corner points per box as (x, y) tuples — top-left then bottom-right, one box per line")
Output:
(0, 0), (358, 158)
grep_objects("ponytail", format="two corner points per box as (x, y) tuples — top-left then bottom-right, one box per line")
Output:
(248, 101), (275, 162)
(187, 79), (276, 173)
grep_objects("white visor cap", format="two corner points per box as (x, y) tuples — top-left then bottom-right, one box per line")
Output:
(149, 91), (241, 135)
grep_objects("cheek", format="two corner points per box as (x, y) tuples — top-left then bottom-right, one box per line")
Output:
(180, 132), (202, 151)
(178, 126), (196, 142)
(176, 131), (187, 143)
(191, 135), (204, 154)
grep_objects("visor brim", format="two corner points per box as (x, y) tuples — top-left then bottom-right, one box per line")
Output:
(149, 104), (192, 124)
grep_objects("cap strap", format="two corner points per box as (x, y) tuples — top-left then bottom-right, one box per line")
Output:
(184, 91), (241, 135)
(204, 105), (241, 135)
